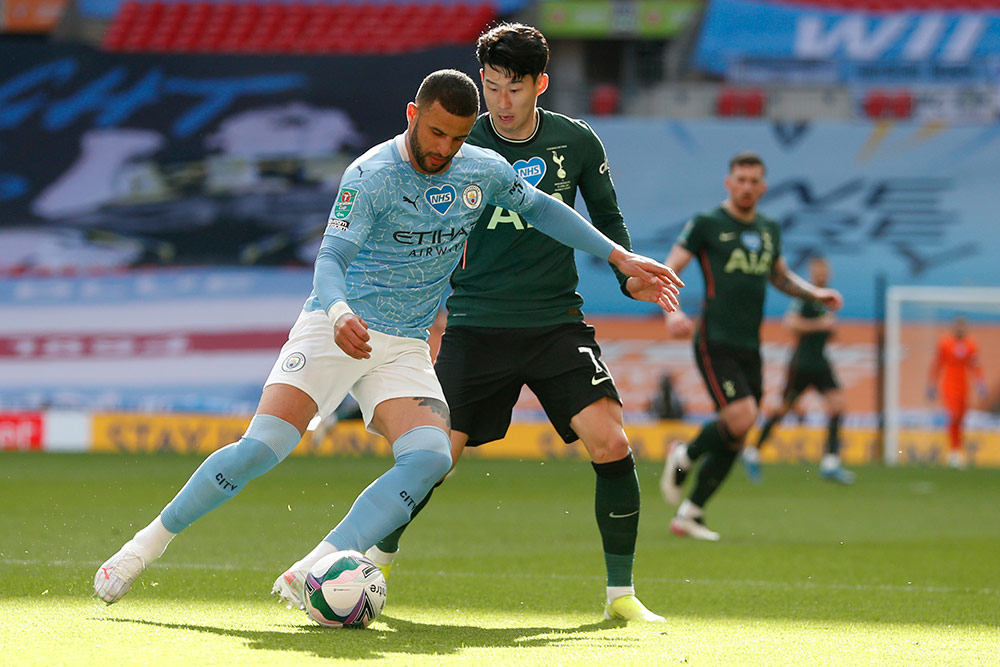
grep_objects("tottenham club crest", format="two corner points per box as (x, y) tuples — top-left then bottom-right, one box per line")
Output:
(552, 151), (566, 179)
(462, 185), (483, 209)
(281, 352), (306, 372)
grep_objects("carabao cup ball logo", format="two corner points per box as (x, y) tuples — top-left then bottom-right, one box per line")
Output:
(741, 231), (762, 252)
(281, 352), (306, 372)
(424, 185), (457, 215)
(512, 157), (546, 187)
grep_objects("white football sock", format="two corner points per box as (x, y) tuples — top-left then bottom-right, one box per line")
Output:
(606, 585), (636, 604)
(366, 544), (397, 565)
(128, 515), (176, 563)
(291, 540), (338, 573)
(678, 499), (703, 520)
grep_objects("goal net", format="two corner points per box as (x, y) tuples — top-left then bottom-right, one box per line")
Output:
(884, 287), (1000, 466)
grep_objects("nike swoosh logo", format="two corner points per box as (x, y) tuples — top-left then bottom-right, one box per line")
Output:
(609, 510), (639, 519)
(719, 232), (739, 241)
(592, 375), (612, 386)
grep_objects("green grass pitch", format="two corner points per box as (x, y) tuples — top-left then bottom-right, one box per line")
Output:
(2, 451), (998, 665)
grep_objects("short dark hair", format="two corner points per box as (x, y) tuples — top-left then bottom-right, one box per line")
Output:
(729, 151), (766, 175)
(415, 69), (480, 118)
(476, 22), (549, 82)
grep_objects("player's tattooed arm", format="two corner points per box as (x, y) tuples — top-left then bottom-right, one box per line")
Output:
(416, 397), (451, 428)
(770, 257), (816, 300)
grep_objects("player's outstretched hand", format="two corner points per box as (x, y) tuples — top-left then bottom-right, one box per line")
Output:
(610, 247), (684, 289)
(334, 313), (372, 359)
(626, 276), (680, 312)
(815, 287), (843, 311)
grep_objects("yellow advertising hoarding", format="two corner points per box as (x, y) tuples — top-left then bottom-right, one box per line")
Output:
(91, 413), (1000, 467)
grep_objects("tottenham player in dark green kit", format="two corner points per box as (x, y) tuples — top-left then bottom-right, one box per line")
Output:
(660, 153), (843, 540)
(368, 23), (677, 622)
(743, 256), (855, 485)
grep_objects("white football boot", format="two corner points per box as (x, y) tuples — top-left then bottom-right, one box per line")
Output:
(272, 568), (308, 610)
(94, 545), (147, 603)
(669, 515), (721, 541)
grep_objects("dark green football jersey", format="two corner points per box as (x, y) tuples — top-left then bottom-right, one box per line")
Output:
(444, 108), (632, 327)
(677, 206), (782, 350)
(790, 298), (831, 370)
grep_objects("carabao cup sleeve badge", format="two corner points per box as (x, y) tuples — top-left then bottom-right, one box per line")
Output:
(333, 187), (359, 220)
(462, 185), (483, 209)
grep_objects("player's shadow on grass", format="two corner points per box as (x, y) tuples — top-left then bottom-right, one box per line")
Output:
(105, 616), (634, 660)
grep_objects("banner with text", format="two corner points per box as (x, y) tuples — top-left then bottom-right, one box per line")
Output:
(695, 0), (1000, 81)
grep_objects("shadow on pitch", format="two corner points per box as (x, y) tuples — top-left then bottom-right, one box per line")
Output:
(103, 616), (630, 660)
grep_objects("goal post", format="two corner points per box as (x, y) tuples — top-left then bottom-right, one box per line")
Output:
(884, 286), (1000, 466)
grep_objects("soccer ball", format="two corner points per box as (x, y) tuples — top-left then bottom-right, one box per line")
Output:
(303, 550), (387, 628)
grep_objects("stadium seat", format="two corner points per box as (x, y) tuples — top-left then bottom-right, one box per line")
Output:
(101, 0), (500, 54)
(863, 89), (913, 119)
(590, 83), (621, 116)
(716, 88), (766, 117)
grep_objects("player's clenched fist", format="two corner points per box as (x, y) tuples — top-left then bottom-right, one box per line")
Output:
(333, 313), (372, 359)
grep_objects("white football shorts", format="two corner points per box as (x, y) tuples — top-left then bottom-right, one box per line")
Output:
(264, 309), (445, 434)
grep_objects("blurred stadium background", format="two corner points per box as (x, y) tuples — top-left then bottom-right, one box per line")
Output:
(2, 0), (1000, 467)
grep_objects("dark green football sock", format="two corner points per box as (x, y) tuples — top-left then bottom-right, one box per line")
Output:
(755, 414), (780, 448)
(593, 453), (639, 587)
(374, 486), (435, 553)
(686, 420), (729, 462)
(690, 447), (739, 508)
(825, 413), (842, 456)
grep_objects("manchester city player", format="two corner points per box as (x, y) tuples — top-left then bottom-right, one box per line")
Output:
(93, 69), (682, 605)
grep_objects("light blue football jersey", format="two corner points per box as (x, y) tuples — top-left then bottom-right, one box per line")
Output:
(303, 133), (538, 339)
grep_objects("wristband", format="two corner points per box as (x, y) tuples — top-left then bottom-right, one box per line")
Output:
(327, 301), (354, 327)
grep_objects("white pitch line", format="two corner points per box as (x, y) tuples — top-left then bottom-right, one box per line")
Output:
(3, 558), (997, 597)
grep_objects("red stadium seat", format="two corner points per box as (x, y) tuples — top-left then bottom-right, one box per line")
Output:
(863, 89), (913, 119)
(590, 83), (621, 116)
(716, 88), (766, 117)
(103, 0), (501, 54)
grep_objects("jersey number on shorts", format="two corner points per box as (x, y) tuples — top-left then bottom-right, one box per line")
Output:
(579, 347), (612, 386)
